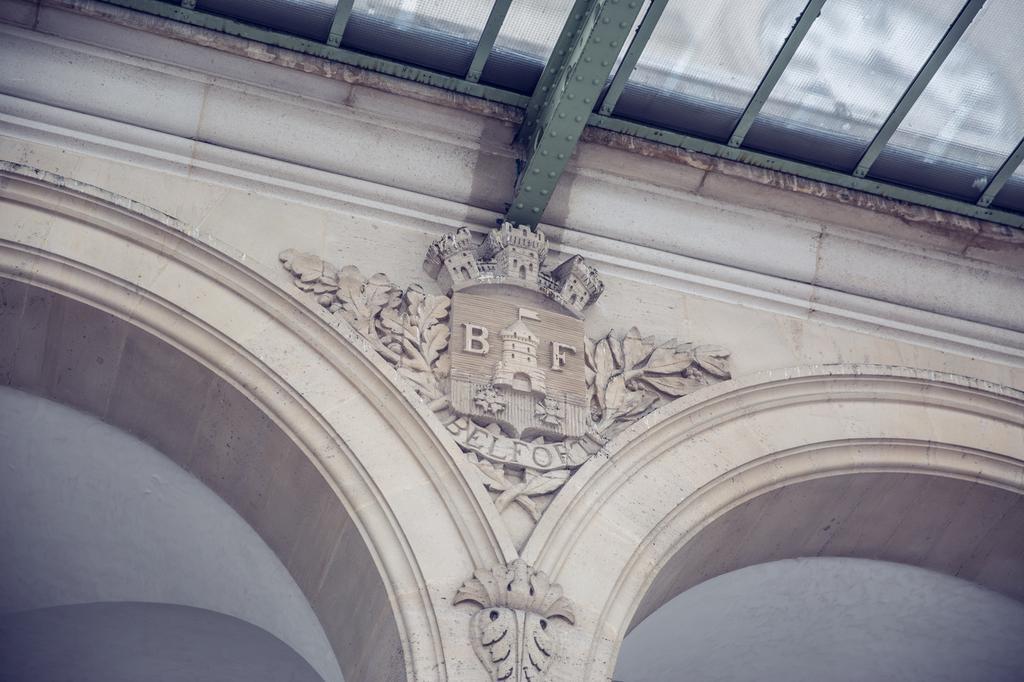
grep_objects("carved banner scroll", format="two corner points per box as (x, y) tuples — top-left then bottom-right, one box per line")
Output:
(441, 416), (590, 472)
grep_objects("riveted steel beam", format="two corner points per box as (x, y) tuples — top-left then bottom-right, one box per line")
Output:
(598, 0), (668, 116)
(853, 0), (985, 178)
(327, 0), (355, 47)
(728, 0), (826, 148)
(466, 0), (514, 82)
(977, 136), (1024, 208)
(507, 0), (647, 225)
(516, 0), (594, 147)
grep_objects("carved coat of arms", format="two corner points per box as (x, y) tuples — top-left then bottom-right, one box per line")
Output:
(280, 221), (731, 522)
(426, 224), (601, 468)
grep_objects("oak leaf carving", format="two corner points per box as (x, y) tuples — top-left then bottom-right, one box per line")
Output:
(279, 250), (450, 402)
(695, 344), (732, 378)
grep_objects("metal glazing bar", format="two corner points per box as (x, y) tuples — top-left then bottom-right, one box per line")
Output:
(588, 112), (1024, 228)
(853, 0), (985, 178)
(181, 0), (195, 8)
(517, 0), (593, 146)
(98, 0), (530, 107)
(327, 0), (355, 47)
(977, 137), (1024, 207)
(598, 0), (667, 116)
(727, 0), (826, 148)
(506, 0), (647, 225)
(466, 0), (514, 82)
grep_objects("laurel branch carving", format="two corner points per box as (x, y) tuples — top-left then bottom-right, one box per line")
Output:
(585, 328), (731, 439)
(279, 249), (450, 403)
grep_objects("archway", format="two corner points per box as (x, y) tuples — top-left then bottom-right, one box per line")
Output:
(522, 365), (1024, 679)
(0, 163), (515, 680)
(629, 464), (1024, 629)
(614, 557), (1024, 681)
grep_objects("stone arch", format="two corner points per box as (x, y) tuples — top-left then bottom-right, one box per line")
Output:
(522, 364), (1024, 679)
(0, 164), (515, 681)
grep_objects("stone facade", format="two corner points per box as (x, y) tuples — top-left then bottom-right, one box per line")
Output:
(1, 2), (1023, 680)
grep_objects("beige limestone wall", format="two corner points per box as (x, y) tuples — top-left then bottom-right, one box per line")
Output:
(1, 6), (1023, 679)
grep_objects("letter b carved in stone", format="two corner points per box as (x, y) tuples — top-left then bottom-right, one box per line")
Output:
(464, 323), (490, 355)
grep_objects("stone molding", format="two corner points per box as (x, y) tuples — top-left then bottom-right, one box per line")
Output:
(1, 11), (1023, 367)
(530, 363), (1024, 559)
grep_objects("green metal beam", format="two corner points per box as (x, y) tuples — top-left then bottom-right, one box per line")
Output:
(853, 0), (985, 178)
(977, 137), (1024, 207)
(506, 0), (647, 225)
(326, 0), (355, 47)
(728, 0), (826, 148)
(99, 0), (530, 108)
(598, 0), (668, 116)
(516, 0), (594, 147)
(589, 112), (1024, 228)
(466, 0), (514, 83)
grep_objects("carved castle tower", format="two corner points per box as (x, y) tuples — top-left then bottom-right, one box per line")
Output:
(492, 317), (547, 397)
(423, 227), (479, 294)
(481, 223), (547, 284)
(423, 221), (604, 318)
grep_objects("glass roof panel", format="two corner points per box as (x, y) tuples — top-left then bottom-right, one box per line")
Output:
(480, 0), (576, 93)
(341, 0), (493, 76)
(869, 0), (1024, 200)
(610, 0), (807, 141)
(743, 0), (964, 171)
(196, 0), (336, 41)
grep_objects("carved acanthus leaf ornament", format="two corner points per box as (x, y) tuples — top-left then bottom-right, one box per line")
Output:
(454, 559), (575, 681)
(280, 223), (731, 517)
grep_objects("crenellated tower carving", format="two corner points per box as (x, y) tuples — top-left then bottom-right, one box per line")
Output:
(424, 220), (603, 318)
